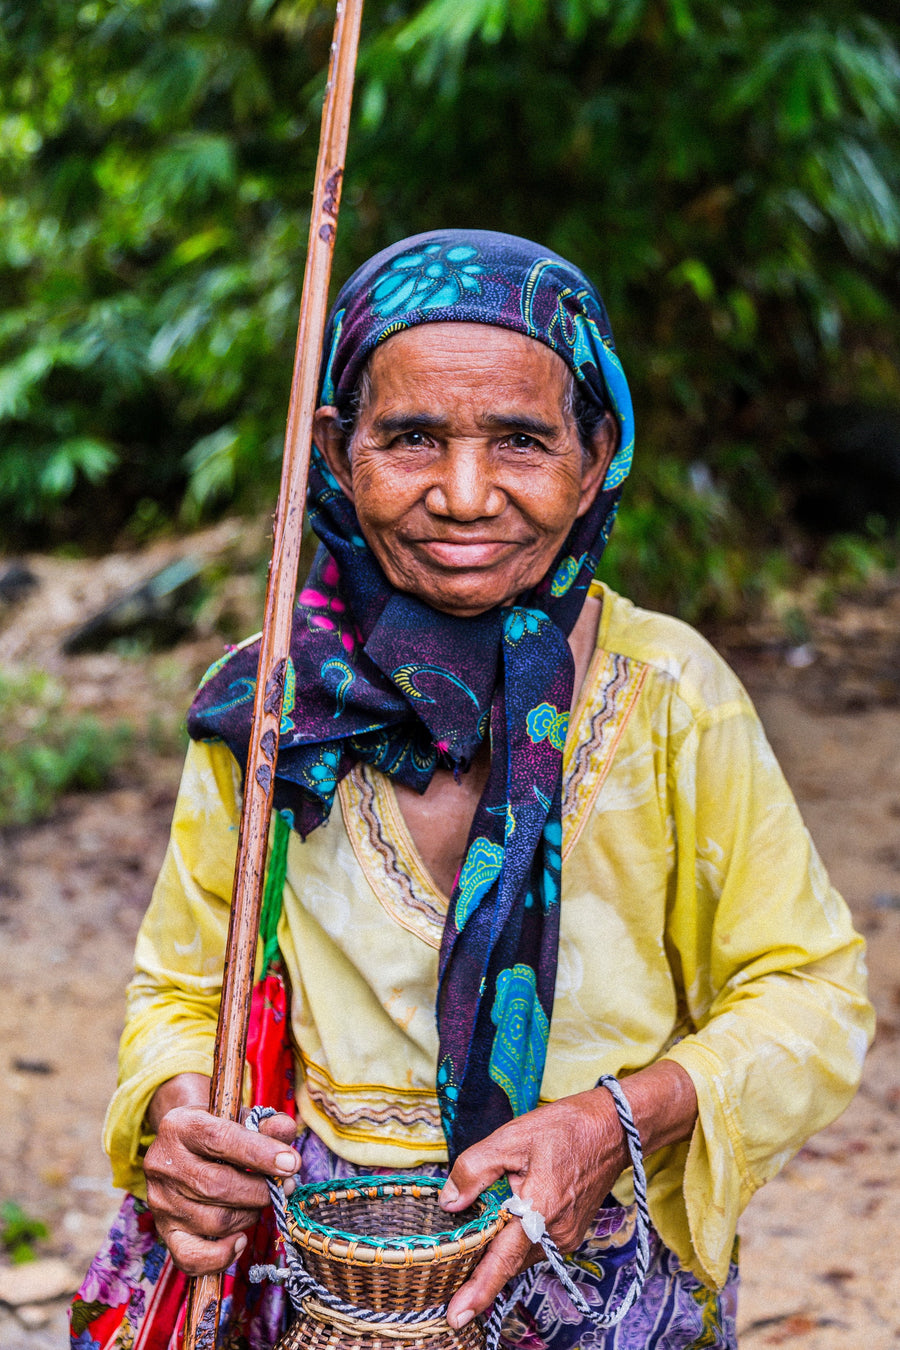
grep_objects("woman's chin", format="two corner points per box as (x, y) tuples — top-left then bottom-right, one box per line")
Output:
(410, 582), (523, 619)
(380, 555), (545, 618)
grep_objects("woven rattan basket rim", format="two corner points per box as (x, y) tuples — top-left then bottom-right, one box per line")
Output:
(286, 1175), (506, 1266)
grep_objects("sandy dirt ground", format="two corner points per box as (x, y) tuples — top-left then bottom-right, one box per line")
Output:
(0, 539), (898, 1347)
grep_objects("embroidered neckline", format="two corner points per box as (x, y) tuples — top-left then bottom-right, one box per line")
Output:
(562, 651), (648, 861)
(339, 627), (648, 942)
(339, 765), (447, 949)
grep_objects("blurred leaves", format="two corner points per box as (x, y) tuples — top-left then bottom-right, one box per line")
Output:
(0, 0), (897, 615)
(1, 1201), (49, 1264)
(0, 667), (131, 826)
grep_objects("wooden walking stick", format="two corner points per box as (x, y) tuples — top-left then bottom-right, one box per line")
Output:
(183, 1), (365, 1344)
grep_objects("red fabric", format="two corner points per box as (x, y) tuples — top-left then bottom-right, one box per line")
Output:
(247, 965), (295, 1116)
(69, 967), (294, 1350)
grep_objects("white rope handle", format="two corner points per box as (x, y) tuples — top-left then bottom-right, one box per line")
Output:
(483, 1075), (651, 1349)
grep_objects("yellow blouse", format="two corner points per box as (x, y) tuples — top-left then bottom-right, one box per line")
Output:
(104, 583), (873, 1288)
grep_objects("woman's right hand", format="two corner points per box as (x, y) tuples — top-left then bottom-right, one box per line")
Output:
(143, 1073), (299, 1274)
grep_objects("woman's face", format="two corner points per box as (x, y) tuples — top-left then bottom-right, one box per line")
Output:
(313, 323), (616, 618)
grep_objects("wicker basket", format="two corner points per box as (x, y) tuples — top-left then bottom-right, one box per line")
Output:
(275, 1175), (507, 1350)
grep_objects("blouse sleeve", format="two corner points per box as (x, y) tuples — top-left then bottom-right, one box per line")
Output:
(655, 686), (874, 1286)
(102, 737), (248, 1197)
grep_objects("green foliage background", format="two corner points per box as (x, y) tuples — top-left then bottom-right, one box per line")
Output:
(0, 667), (130, 824)
(1, 0), (898, 618)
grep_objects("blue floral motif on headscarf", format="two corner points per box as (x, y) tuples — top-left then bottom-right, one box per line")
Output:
(189, 229), (634, 1162)
(370, 242), (485, 318)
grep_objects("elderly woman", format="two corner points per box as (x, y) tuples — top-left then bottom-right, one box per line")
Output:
(76, 231), (872, 1350)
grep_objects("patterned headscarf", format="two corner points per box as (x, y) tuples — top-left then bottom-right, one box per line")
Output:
(189, 230), (634, 1161)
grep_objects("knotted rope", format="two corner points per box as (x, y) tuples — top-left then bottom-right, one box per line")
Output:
(246, 1074), (650, 1346)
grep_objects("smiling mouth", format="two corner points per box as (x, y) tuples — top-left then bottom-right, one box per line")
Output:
(415, 538), (520, 568)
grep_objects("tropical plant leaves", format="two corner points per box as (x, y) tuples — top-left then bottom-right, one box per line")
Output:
(0, 0), (896, 619)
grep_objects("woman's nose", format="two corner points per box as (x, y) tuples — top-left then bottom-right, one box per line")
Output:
(424, 443), (505, 520)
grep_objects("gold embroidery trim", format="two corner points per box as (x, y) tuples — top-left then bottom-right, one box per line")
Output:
(338, 765), (446, 949)
(562, 652), (649, 862)
(299, 1054), (443, 1143)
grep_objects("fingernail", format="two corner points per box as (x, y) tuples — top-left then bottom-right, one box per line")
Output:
(440, 1180), (459, 1206)
(283, 1177), (296, 1197)
(453, 1310), (475, 1329)
(275, 1151), (297, 1173)
(234, 1234), (248, 1255)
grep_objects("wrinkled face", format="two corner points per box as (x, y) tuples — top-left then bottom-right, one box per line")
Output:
(313, 323), (616, 618)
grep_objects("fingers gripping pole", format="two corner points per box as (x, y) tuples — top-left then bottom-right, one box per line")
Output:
(182, 2), (365, 1346)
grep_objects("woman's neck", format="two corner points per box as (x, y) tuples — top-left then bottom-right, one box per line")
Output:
(568, 592), (603, 705)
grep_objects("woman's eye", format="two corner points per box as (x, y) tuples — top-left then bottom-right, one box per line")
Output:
(395, 430), (430, 447)
(505, 433), (540, 451)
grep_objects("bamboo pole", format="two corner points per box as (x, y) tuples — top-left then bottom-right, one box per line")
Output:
(183, 2), (365, 1344)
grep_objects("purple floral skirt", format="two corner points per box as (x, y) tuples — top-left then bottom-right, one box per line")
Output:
(72, 1129), (738, 1350)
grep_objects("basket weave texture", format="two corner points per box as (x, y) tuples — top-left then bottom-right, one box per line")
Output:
(275, 1305), (487, 1350)
(285, 1175), (507, 1315)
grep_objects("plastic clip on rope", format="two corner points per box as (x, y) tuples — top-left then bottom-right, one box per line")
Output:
(245, 1074), (650, 1345)
(500, 1194), (546, 1245)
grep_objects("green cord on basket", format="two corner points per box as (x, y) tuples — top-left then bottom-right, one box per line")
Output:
(260, 810), (291, 974)
(286, 1174), (504, 1248)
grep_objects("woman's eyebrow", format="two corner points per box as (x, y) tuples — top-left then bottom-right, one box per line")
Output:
(370, 412), (562, 438)
(372, 412), (447, 435)
(478, 413), (560, 438)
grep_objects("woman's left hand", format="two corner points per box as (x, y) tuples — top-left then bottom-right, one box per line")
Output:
(438, 1087), (628, 1329)
(438, 1061), (698, 1329)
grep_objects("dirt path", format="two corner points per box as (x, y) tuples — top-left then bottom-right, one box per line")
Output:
(1, 545), (898, 1347)
(723, 682), (900, 1348)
